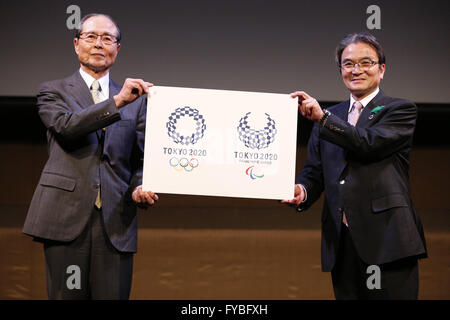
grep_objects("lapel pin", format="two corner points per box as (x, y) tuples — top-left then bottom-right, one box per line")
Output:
(369, 105), (385, 120)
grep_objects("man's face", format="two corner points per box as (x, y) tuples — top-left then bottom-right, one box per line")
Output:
(340, 42), (385, 99)
(74, 15), (120, 76)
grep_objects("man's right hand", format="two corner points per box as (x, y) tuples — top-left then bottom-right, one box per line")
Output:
(114, 78), (153, 108)
(281, 184), (306, 207)
(132, 185), (159, 206)
(291, 91), (324, 122)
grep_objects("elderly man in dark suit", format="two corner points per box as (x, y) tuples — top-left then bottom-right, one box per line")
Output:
(23, 13), (158, 299)
(284, 32), (427, 299)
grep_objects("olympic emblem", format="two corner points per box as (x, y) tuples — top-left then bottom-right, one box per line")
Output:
(246, 166), (264, 180)
(237, 112), (277, 149)
(169, 157), (199, 172)
(166, 106), (206, 145)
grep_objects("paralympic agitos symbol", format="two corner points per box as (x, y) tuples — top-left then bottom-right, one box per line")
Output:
(237, 112), (277, 149)
(166, 106), (206, 145)
(246, 166), (264, 180)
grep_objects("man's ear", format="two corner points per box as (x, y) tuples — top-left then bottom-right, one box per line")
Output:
(379, 63), (386, 80)
(73, 38), (79, 55)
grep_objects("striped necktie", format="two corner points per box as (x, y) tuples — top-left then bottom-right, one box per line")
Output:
(348, 101), (363, 126)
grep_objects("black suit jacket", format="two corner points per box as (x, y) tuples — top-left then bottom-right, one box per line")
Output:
(296, 90), (427, 272)
(23, 71), (146, 253)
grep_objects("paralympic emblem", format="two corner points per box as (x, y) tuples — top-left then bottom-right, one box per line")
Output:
(167, 106), (206, 145)
(237, 112), (277, 149)
(246, 166), (264, 180)
(169, 157), (199, 172)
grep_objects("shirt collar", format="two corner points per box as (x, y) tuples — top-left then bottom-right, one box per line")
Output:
(349, 87), (380, 112)
(79, 68), (110, 99)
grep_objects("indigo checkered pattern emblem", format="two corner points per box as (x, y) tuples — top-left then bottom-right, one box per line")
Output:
(166, 106), (206, 145)
(237, 112), (277, 149)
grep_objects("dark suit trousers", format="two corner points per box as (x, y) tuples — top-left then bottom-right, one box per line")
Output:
(43, 207), (134, 299)
(331, 224), (418, 300)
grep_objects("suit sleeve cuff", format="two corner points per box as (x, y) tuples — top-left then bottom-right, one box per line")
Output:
(295, 184), (307, 212)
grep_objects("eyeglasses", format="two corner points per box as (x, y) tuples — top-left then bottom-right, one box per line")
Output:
(79, 32), (118, 45)
(340, 59), (379, 71)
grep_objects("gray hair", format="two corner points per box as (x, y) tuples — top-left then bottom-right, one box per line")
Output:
(75, 13), (121, 43)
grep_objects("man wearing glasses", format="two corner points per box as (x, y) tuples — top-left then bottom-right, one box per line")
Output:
(23, 13), (158, 299)
(284, 32), (427, 299)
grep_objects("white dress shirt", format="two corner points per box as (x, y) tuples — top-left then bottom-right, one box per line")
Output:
(79, 68), (110, 102)
(349, 87), (379, 113)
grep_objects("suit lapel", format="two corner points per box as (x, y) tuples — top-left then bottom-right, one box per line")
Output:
(109, 79), (121, 99)
(104, 79), (122, 143)
(356, 90), (386, 127)
(66, 71), (103, 141)
(334, 100), (350, 121)
(327, 101), (349, 179)
(66, 71), (95, 109)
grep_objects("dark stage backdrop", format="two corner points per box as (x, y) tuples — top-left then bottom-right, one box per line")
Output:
(1, 0), (449, 103)
(0, 1), (449, 300)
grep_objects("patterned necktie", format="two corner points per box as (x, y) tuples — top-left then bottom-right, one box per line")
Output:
(91, 80), (102, 104)
(342, 101), (364, 226)
(348, 101), (363, 126)
(91, 80), (104, 209)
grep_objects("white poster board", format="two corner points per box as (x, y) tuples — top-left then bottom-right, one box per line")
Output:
(142, 86), (298, 200)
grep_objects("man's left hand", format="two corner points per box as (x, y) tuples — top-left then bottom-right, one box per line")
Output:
(114, 78), (153, 109)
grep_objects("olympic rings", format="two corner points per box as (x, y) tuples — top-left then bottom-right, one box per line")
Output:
(169, 157), (199, 172)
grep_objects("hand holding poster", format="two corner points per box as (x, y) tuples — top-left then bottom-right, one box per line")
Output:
(142, 86), (298, 200)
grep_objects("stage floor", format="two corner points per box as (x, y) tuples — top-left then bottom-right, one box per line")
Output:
(0, 205), (448, 300)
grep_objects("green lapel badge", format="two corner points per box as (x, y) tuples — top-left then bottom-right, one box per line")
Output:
(369, 105), (385, 119)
